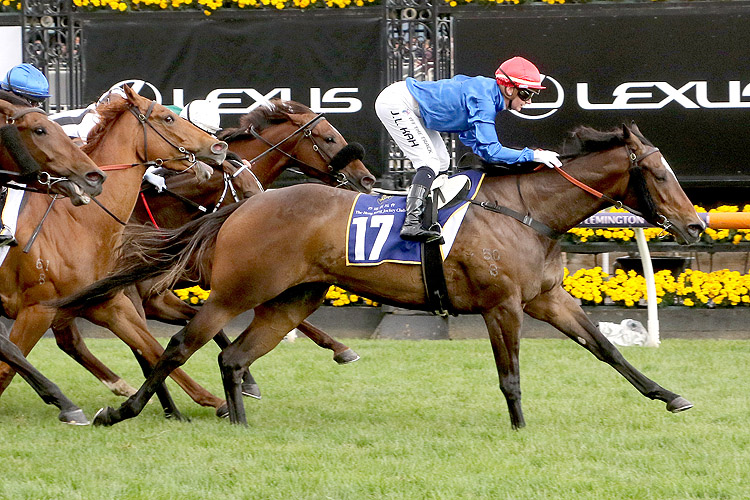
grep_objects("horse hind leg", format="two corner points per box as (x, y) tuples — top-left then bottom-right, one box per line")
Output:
(524, 287), (692, 413)
(93, 299), (241, 427)
(213, 330), (260, 399)
(130, 348), (187, 421)
(297, 320), (360, 364)
(52, 322), (138, 397)
(219, 284), (330, 425)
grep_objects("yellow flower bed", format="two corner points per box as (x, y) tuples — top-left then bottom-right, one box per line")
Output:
(563, 267), (750, 308)
(173, 285), (378, 307)
(566, 205), (750, 245)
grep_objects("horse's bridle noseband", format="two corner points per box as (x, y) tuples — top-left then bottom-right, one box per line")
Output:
(552, 145), (674, 234)
(232, 113), (356, 189)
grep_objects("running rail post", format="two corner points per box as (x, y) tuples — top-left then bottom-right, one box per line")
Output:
(634, 227), (660, 347)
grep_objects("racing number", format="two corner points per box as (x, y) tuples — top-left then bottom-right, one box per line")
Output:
(352, 214), (394, 261)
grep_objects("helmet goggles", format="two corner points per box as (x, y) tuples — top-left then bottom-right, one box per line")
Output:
(497, 67), (540, 102)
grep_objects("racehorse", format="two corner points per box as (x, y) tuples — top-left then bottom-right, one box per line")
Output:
(0, 85), (229, 421)
(50, 100), (374, 401)
(1, 99), (105, 204)
(58, 122), (704, 429)
(0, 98), (105, 424)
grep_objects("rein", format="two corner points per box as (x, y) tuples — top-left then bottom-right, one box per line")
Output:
(470, 145), (672, 239)
(232, 114), (353, 189)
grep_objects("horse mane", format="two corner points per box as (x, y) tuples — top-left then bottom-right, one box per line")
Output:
(218, 99), (313, 142)
(81, 98), (130, 155)
(561, 125), (653, 159)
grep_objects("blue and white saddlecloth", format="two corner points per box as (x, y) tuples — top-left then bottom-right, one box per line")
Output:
(345, 169), (484, 266)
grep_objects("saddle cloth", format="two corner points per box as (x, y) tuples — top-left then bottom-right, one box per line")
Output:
(346, 169), (485, 266)
(0, 185), (26, 266)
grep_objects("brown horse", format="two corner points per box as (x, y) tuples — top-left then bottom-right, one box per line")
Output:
(1, 99), (105, 204)
(51, 100), (373, 401)
(0, 85), (229, 421)
(59, 122), (704, 429)
(0, 99), (105, 425)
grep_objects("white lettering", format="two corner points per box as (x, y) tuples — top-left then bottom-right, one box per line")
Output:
(310, 88), (362, 113)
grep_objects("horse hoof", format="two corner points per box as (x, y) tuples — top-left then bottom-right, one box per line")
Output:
(667, 396), (693, 413)
(58, 409), (90, 426)
(333, 348), (360, 365)
(215, 403), (230, 419)
(93, 407), (115, 427)
(165, 411), (190, 422)
(242, 383), (261, 400)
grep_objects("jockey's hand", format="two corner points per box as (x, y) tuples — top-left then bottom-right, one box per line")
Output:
(533, 149), (562, 169)
(143, 165), (167, 192)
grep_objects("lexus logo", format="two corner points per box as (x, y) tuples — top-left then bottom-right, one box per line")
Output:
(511, 75), (565, 120)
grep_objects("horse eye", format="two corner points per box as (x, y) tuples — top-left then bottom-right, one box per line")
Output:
(165, 115), (174, 124)
(325, 136), (336, 144)
(33, 127), (46, 135)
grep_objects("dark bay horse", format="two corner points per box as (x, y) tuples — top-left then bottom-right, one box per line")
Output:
(52, 100), (373, 401)
(59, 123), (704, 429)
(0, 85), (229, 421)
(0, 99), (105, 425)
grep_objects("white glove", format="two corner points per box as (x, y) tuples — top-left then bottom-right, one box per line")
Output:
(143, 166), (167, 192)
(533, 149), (562, 169)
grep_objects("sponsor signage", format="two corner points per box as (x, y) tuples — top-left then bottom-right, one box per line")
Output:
(82, 13), (386, 176)
(454, 3), (750, 186)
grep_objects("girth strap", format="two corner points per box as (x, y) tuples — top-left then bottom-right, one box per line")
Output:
(420, 194), (454, 317)
(468, 199), (562, 239)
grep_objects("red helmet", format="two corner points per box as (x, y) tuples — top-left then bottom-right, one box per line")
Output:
(495, 57), (545, 90)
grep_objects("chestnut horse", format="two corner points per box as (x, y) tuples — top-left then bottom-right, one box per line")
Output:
(50, 100), (373, 401)
(60, 123), (704, 429)
(0, 85), (229, 421)
(0, 99), (105, 424)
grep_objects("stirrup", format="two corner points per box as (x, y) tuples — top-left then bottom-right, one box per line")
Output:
(0, 234), (17, 248)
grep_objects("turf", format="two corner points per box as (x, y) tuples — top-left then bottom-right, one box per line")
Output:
(0, 338), (748, 500)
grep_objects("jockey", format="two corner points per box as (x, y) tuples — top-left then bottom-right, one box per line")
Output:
(142, 99), (222, 192)
(375, 56), (562, 243)
(1, 63), (51, 247)
(0, 63), (51, 108)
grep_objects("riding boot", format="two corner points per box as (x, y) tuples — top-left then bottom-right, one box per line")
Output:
(400, 184), (443, 243)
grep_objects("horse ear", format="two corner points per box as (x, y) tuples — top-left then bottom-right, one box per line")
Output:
(622, 123), (643, 150)
(122, 84), (137, 103)
(0, 99), (14, 120)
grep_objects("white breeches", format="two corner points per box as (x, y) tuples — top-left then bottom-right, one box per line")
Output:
(374, 81), (450, 175)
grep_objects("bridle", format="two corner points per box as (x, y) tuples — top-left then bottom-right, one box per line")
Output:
(231, 113), (355, 189)
(1, 108), (70, 188)
(552, 145), (674, 234)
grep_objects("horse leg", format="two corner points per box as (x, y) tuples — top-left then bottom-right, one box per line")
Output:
(218, 284), (330, 425)
(52, 321), (138, 397)
(0, 305), (56, 394)
(93, 299), (241, 427)
(212, 331), (260, 399)
(84, 292), (227, 415)
(0, 326), (88, 425)
(297, 320), (360, 364)
(524, 286), (692, 413)
(481, 302), (526, 430)
(135, 284), (262, 400)
(130, 348), (186, 421)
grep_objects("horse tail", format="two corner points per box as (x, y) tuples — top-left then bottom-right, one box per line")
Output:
(51, 201), (246, 316)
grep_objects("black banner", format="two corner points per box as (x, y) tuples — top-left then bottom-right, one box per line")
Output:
(454, 3), (750, 188)
(82, 11), (385, 176)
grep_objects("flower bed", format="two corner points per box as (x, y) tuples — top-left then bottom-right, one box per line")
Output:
(565, 205), (750, 246)
(563, 267), (750, 308)
(174, 284), (377, 307)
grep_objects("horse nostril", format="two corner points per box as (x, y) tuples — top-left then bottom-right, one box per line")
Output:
(86, 171), (106, 185)
(211, 141), (228, 155)
(687, 223), (704, 237)
(361, 175), (376, 191)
